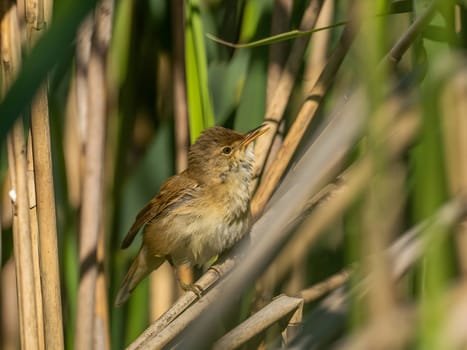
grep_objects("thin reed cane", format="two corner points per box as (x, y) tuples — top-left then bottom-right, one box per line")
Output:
(25, 0), (65, 347)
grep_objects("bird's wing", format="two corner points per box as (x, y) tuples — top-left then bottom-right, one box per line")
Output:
(120, 174), (200, 249)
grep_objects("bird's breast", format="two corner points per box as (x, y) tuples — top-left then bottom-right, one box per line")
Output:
(144, 173), (252, 267)
(181, 175), (251, 265)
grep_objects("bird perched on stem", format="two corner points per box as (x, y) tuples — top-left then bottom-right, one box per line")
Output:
(114, 124), (269, 306)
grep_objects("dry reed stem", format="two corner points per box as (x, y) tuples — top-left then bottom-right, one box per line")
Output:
(30, 86), (63, 349)
(297, 269), (351, 303)
(75, 1), (113, 349)
(26, 134), (45, 350)
(253, 0), (324, 181)
(8, 121), (40, 350)
(440, 68), (467, 274)
(5, 137), (23, 350)
(303, 0), (334, 92)
(282, 298), (304, 345)
(213, 295), (303, 350)
(2, 1), (40, 348)
(25, 0), (65, 347)
(251, 24), (355, 217)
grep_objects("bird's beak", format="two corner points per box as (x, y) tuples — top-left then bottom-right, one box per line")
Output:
(240, 124), (270, 148)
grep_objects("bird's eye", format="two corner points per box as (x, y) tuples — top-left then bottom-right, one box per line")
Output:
(222, 146), (232, 155)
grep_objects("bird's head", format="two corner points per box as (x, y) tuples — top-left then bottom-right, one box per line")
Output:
(187, 124), (269, 184)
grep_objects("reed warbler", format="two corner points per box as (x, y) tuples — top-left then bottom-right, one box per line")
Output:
(114, 124), (269, 306)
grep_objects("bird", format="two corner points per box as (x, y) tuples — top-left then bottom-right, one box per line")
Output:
(114, 124), (269, 306)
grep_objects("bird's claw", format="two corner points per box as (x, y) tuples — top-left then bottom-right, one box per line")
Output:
(180, 282), (203, 298)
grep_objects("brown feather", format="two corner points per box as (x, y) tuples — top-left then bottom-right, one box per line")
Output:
(120, 172), (200, 249)
(114, 246), (165, 306)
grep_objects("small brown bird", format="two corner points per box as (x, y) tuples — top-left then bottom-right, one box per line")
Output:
(114, 124), (269, 306)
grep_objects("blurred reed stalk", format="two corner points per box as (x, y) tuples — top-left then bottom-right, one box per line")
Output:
(94, 1), (113, 347)
(146, 0), (190, 322)
(440, 66), (467, 275)
(25, 0), (65, 347)
(75, 1), (113, 349)
(357, 0), (398, 326)
(1, 1), (41, 348)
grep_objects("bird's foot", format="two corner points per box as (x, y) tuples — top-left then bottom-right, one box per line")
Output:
(179, 281), (203, 298)
(208, 265), (222, 278)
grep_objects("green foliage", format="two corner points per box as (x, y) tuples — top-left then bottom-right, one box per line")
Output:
(185, 0), (215, 142)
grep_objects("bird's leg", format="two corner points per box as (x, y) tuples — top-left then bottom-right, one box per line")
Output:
(168, 260), (203, 298)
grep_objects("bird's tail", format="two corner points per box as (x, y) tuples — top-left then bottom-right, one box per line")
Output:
(114, 246), (165, 306)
